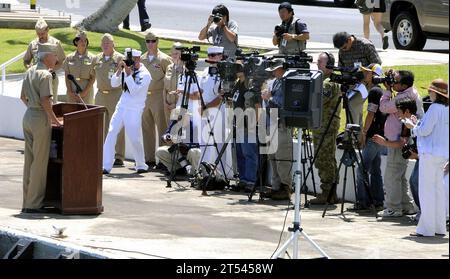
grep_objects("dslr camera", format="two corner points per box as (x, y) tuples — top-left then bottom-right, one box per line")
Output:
(274, 24), (288, 39)
(401, 141), (418, 159)
(212, 13), (223, 23)
(124, 48), (134, 67)
(372, 70), (396, 86)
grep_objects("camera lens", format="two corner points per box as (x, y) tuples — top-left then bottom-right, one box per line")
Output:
(213, 16), (221, 23)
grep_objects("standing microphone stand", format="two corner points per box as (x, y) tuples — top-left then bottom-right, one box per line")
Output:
(67, 74), (88, 109)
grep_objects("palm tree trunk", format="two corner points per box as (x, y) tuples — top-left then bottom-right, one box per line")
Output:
(76, 0), (138, 33)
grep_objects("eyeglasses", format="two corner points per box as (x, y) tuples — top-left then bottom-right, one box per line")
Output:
(145, 39), (157, 43)
(208, 53), (221, 57)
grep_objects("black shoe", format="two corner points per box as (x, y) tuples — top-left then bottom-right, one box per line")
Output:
(123, 26), (130, 30)
(136, 168), (148, 174)
(153, 162), (167, 171)
(102, 169), (110, 175)
(113, 159), (124, 167)
(382, 36), (389, 50)
(21, 208), (50, 214)
(141, 23), (151, 32)
(146, 161), (156, 168)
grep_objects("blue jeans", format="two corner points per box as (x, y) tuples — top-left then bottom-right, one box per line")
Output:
(356, 139), (385, 207)
(409, 160), (420, 209)
(236, 136), (258, 184)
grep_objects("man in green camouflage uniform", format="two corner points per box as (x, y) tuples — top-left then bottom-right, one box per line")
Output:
(310, 52), (341, 204)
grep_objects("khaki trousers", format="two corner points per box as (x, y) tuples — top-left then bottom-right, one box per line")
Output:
(142, 90), (168, 162)
(22, 109), (51, 209)
(95, 89), (125, 160)
(156, 146), (201, 172)
(268, 124), (293, 191)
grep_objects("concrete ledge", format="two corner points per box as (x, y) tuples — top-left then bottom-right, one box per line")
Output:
(0, 11), (70, 29)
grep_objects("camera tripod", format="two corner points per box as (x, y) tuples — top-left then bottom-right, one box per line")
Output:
(166, 64), (227, 188)
(320, 87), (377, 218)
(299, 129), (317, 206)
(271, 129), (329, 259)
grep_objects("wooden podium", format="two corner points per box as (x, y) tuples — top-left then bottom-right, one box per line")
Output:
(44, 103), (106, 214)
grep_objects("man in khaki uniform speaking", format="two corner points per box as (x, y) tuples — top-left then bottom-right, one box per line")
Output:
(20, 44), (63, 213)
(94, 33), (126, 167)
(141, 31), (172, 167)
(63, 30), (96, 104)
(23, 17), (65, 103)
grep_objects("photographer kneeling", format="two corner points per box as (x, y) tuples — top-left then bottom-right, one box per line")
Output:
(261, 58), (293, 200)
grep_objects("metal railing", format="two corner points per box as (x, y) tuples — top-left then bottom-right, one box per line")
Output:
(1, 51), (26, 96)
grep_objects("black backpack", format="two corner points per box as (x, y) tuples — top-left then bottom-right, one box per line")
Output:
(196, 162), (228, 191)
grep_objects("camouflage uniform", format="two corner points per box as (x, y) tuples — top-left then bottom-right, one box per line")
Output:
(311, 78), (341, 203)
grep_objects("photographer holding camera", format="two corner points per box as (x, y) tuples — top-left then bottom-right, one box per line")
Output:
(272, 2), (309, 55)
(404, 79), (448, 237)
(260, 58), (293, 200)
(353, 64), (387, 211)
(103, 49), (151, 174)
(198, 4), (238, 60)
(377, 70), (423, 217)
(164, 42), (185, 124)
(373, 98), (420, 218)
(308, 52), (341, 205)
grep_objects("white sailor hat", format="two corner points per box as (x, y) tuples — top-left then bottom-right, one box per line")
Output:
(207, 46), (224, 54)
(124, 48), (142, 57)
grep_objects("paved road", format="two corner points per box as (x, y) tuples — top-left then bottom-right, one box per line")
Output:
(16, 0), (449, 51)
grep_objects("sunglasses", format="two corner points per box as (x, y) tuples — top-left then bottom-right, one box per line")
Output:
(145, 39), (157, 43)
(208, 53), (221, 57)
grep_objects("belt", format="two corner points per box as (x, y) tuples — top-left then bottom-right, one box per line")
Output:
(101, 90), (110, 94)
(147, 91), (151, 95)
(75, 77), (88, 81)
(28, 107), (44, 111)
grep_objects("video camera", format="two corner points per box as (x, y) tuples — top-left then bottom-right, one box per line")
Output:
(180, 46), (201, 70)
(273, 53), (313, 70)
(217, 59), (244, 98)
(336, 124), (361, 150)
(372, 70), (395, 86)
(328, 66), (365, 86)
(124, 48), (134, 67)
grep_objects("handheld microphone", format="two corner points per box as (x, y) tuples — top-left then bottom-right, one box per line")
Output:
(67, 74), (83, 94)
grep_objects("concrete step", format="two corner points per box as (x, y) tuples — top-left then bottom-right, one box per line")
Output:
(0, 10), (70, 29)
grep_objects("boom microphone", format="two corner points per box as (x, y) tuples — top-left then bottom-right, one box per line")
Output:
(67, 74), (83, 94)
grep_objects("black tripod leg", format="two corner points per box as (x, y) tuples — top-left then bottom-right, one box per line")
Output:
(166, 147), (180, 188)
(341, 166), (348, 214)
(306, 132), (317, 196)
(322, 160), (343, 218)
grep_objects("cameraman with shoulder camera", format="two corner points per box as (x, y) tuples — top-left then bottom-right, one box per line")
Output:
(353, 64), (387, 211)
(103, 49), (152, 174)
(232, 61), (261, 192)
(260, 58), (293, 200)
(272, 2), (309, 55)
(309, 52), (341, 205)
(198, 4), (238, 60)
(377, 70), (423, 217)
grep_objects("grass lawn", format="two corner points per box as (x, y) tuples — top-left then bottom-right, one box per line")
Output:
(0, 27), (259, 74)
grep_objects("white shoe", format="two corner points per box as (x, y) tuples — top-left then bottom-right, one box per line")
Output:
(379, 208), (403, 217)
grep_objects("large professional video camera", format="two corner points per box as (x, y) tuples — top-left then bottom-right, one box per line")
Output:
(217, 59), (243, 98)
(273, 52), (313, 70)
(277, 53), (323, 129)
(180, 46), (200, 71)
(328, 66), (365, 86)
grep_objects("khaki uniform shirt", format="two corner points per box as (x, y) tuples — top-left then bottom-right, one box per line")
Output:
(95, 51), (124, 92)
(21, 63), (53, 108)
(141, 50), (172, 94)
(63, 51), (96, 92)
(164, 63), (183, 105)
(23, 36), (66, 70)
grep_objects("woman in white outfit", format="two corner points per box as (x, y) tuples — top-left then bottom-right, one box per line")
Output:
(405, 79), (449, 237)
(103, 49), (152, 174)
